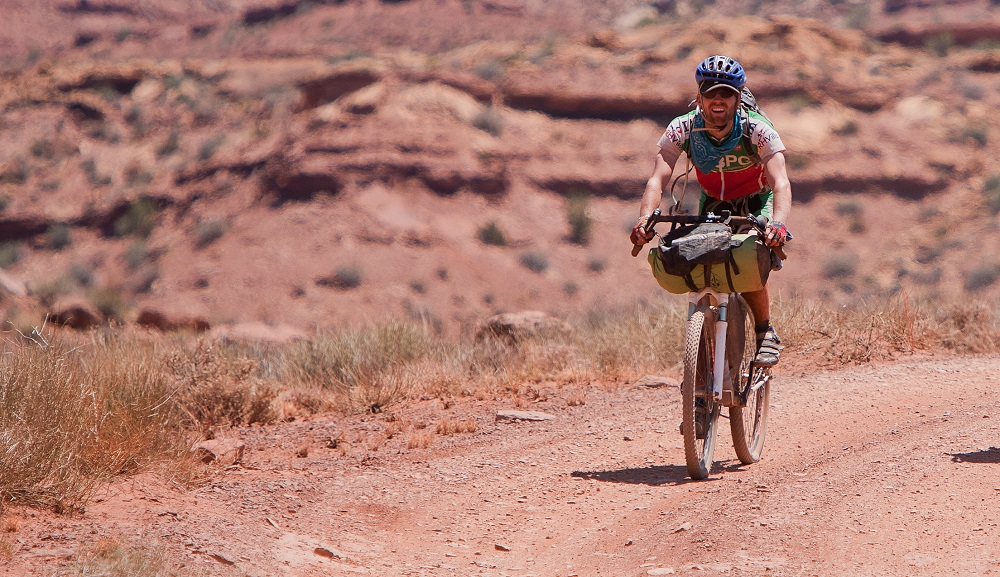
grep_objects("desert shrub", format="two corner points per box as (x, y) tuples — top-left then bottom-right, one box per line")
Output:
(473, 60), (505, 81)
(822, 253), (857, 279)
(282, 321), (438, 413)
(30, 139), (54, 160)
(124, 163), (153, 188)
(785, 153), (811, 170)
(0, 241), (22, 268)
(0, 161), (26, 185)
(588, 257), (606, 273)
(114, 197), (158, 238)
(964, 263), (1000, 292)
(68, 262), (95, 287)
(566, 190), (592, 245)
(961, 126), (988, 147)
(983, 174), (1000, 213)
(197, 135), (225, 161)
(833, 120), (859, 136)
(46, 224), (71, 250)
(81, 158), (112, 187)
(30, 277), (69, 307)
(477, 221), (508, 246)
(520, 251), (549, 273)
(194, 218), (227, 249)
(88, 286), (129, 321)
(835, 200), (862, 217)
(166, 340), (276, 435)
(317, 266), (362, 289)
(843, 2), (869, 29)
(472, 107), (503, 136)
(156, 130), (180, 158)
(926, 31), (955, 57)
(124, 241), (149, 269)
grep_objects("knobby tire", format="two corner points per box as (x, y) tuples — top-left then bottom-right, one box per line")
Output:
(682, 309), (720, 480)
(729, 295), (770, 464)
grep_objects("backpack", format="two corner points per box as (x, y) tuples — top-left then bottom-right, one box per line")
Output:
(739, 86), (770, 124)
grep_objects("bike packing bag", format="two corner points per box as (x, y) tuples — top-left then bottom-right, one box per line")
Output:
(647, 232), (771, 294)
(657, 222), (732, 276)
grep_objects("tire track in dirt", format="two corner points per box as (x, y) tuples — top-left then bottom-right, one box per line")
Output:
(5, 356), (999, 576)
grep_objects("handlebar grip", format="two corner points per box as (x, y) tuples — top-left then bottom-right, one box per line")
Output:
(631, 243), (642, 257)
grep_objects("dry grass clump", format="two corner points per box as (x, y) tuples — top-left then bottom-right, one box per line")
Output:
(165, 339), (277, 436)
(281, 321), (443, 414)
(775, 293), (1000, 364)
(51, 538), (190, 577)
(0, 331), (190, 513)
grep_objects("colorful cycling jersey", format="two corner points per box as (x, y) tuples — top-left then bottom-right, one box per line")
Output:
(656, 109), (786, 201)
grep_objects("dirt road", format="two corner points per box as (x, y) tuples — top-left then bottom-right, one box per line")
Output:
(5, 354), (1000, 576)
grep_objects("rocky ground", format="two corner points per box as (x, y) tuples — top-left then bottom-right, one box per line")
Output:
(3, 352), (1000, 576)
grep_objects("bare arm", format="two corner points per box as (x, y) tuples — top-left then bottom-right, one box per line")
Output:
(639, 149), (677, 221)
(764, 151), (791, 225)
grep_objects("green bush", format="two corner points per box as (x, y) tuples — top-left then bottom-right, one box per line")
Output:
(566, 190), (592, 246)
(156, 130), (180, 158)
(114, 197), (158, 238)
(0, 241), (22, 268)
(822, 253), (857, 279)
(47, 224), (72, 250)
(472, 107), (503, 137)
(983, 174), (1000, 213)
(520, 251), (549, 273)
(965, 264), (1000, 292)
(194, 219), (227, 249)
(477, 221), (508, 246)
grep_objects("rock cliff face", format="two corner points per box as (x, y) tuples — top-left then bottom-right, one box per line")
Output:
(0, 0), (998, 333)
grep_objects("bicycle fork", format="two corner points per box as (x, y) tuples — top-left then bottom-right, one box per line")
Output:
(712, 300), (729, 404)
(689, 291), (732, 405)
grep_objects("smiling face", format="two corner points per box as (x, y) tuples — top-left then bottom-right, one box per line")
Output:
(697, 87), (740, 131)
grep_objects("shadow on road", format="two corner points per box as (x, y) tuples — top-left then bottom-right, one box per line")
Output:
(951, 447), (1000, 464)
(571, 465), (694, 486)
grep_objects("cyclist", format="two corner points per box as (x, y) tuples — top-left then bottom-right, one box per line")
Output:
(631, 55), (791, 366)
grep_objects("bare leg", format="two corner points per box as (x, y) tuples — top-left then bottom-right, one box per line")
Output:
(741, 284), (770, 329)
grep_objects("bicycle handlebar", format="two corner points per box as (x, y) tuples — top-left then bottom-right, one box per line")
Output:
(630, 208), (786, 260)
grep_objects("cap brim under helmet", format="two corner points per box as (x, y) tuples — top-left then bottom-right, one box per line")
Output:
(699, 80), (741, 94)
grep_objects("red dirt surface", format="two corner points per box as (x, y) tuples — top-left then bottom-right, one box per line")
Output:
(4, 352), (1000, 576)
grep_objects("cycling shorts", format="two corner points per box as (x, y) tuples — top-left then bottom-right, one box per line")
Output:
(699, 188), (773, 222)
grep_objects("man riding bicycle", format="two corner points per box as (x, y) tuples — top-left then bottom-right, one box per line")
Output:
(631, 55), (792, 366)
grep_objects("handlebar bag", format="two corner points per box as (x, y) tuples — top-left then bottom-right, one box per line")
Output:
(657, 223), (732, 277)
(648, 231), (771, 294)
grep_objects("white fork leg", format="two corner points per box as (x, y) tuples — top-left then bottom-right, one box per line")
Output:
(712, 303), (728, 401)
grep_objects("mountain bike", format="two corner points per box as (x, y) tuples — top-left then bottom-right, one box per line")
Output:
(633, 209), (782, 480)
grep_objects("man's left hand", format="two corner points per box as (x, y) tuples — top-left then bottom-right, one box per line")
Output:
(764, 222), (788, 247)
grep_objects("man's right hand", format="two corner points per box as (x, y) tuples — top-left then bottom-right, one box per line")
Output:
(630, 221), (654, 246)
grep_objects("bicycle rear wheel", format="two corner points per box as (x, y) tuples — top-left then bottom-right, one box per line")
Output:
(728, 295), (770, 464)
(682, 308), (721, 480)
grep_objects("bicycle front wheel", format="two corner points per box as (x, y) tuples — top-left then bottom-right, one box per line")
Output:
(682, 308), (720, 480)
(729, 295), (770, 464)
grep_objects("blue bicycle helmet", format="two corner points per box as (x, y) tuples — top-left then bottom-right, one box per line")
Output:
(695, 55), (746, 91)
